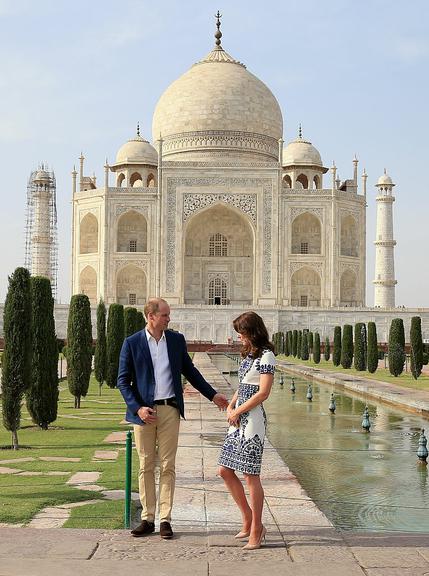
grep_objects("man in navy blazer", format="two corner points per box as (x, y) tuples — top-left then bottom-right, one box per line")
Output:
(117, 298), (228, 539)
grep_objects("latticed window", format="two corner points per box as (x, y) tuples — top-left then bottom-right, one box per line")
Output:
(208, 277), (227, 305)
(300, 242), (309, 254)
(129, 293), (136, 305)
(129, 240), (137, 252)
(209, 233), (227, 257)
(300, 295), (308, 307)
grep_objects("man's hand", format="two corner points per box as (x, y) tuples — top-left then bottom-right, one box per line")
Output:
(212, 393), (229, 411)
(137, 406), (157, 423)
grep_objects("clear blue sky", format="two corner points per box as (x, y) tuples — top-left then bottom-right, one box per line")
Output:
(0, 0), (428, 306)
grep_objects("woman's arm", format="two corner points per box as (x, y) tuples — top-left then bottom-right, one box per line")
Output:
(228, 373), (273, 425)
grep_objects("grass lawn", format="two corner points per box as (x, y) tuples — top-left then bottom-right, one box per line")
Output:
(0, 376), (136, 527)
(278, 355), (429, 391)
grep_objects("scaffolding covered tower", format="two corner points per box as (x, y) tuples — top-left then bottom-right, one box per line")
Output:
(24, 165), (58, 299)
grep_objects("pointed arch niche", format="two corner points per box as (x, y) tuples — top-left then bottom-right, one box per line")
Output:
(80, 213), (98, 254)
(117, 210), (148, 252)
(183, 204), (254, 305)
(116, 265), (147, 305)
(291, 267), (321, 307)
(341, 215), (358, 257)
(340, 269), (358, 306)
(79, 265), (97, 304)
(291, 212), (321, 254)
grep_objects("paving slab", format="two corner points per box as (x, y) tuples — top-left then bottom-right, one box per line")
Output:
(67, 472), (101, 485)
(0, 457), (35, 464)
(210, 561), (366, 575)
(103, 431), (128, 443)
(0, 466), (23, 474)
(351, 546), (429, 568)
(0, 558), (208, 576)
(92, 450), (118, 461)
(366, 569), (429, 576)
(39, 456), (81, 462)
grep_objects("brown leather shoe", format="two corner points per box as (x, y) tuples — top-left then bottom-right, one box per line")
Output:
(160, 521), (173, 539)
(131, 520), (155, 537)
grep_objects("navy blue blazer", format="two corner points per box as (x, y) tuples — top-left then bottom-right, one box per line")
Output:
(117, 329), (217, 425)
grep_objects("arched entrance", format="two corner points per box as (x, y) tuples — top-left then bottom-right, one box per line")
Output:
(116, 265), (146, 305)
(291, 267), (321, 307)
(183, 204), (254, 305)
(79, 265), (97, 304)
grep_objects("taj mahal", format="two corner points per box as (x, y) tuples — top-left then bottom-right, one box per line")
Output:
(69, 16), (429, 343)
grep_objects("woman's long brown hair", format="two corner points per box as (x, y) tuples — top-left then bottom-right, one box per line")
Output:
(233, 311), (274, 358)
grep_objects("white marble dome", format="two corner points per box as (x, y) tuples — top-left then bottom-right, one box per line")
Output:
(283, 137), (323, 167)
(152, 45), (283, 159)
(115, 134), (157, 166)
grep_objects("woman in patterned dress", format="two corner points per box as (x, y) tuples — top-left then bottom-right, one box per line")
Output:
(218, 311), (275, 550)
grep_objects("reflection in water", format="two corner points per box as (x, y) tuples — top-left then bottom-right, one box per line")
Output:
(210, 354), (429, 532)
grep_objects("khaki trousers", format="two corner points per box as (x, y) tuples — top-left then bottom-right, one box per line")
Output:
(133, 405), (180, 523)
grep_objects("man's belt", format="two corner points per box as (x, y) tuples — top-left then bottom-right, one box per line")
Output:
(153, 397), (177, 407)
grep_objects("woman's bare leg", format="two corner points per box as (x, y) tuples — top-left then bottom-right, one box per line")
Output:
(244, 473), (265, 544)
(219, 466), (252, 531)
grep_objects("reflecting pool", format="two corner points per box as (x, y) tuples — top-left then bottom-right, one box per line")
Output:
(210, 354), (429, 532)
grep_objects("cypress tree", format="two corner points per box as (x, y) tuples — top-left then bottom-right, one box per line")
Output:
(333, 326), (342, 366)
(367, 322), (378, 374)
(301, 331), (309, 360)
(313, 332), (321, 364)
(388, 318), (405, 377)
(124, 306), (138, 338)
(308, 332), (313, 355)
(292, 330), (298, 357)
(324, 336), (331, 361)
(354, 323), (367, 371)
(67, 294), (92, 408)
(106, 303), (125, 388)
(1, 267), (32, 449)
(410, 316), (423, 380)
(341, 324), (353, 369)
(94, 298), (107, 395)
(284, 331), (290, 356)
(26, 277), (59, 430)
(297, 331), (302, 359)
(136, 310), (146, 331)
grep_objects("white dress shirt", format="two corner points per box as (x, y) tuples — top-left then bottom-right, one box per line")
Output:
(145, 328), (175, 400)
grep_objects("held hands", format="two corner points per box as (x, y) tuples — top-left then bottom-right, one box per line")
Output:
(227, 407), (240, 427)
(212, 393), (229, 411)
(137, 406), (157, 424)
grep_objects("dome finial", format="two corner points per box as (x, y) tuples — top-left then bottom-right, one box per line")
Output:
(137, 122), (140, 137)
(214, 10), (222, 47)
(298, 123), (303, 139)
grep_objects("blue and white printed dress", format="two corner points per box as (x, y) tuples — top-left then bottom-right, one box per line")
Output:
(218, 349), (276, 475)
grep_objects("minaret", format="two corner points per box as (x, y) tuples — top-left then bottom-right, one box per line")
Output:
(373, 170), (397, 308)
(25, 166), (58, 299)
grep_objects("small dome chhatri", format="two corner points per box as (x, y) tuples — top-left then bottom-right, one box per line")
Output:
(377, 169), (394, 187)
(283, 127), (324, 169)
(115, 125), (158, 166)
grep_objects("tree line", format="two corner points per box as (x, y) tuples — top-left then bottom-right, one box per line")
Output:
(273, 316), (428, 379)
(1, 267), (146, 449)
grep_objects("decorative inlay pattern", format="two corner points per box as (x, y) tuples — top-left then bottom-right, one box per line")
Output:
(207, 272), (229, 282)
(79, 208), (98, 220)
(164, 161), (278, 168)
(114, 259), (148, 272)
(161, 130), (278, 159)
(263, 189), (272, 292)
(289, 261), (324, 276)
(289, 207), (324, 223)
(339, 262), (360, 275)
(183, 193), (257, 223)
(115, 205), (149, 217)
